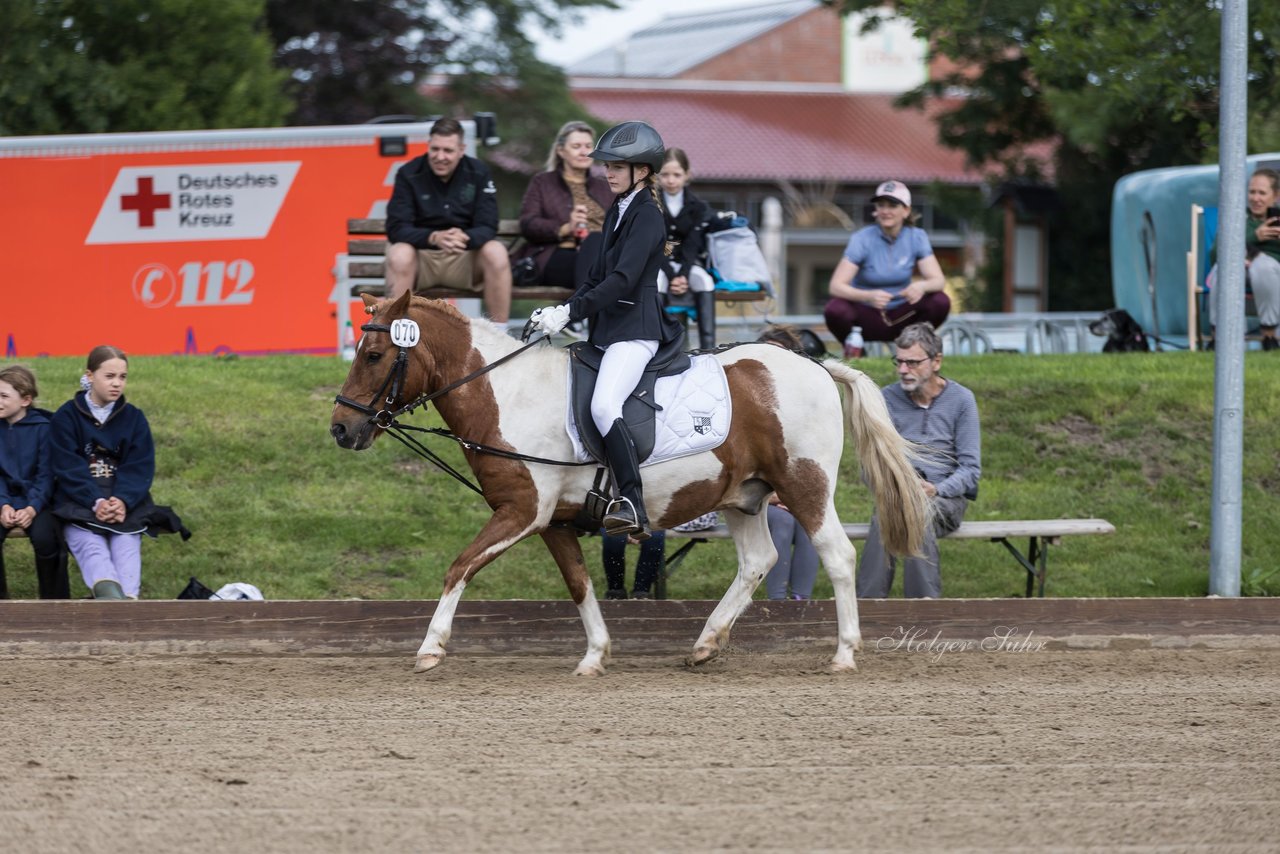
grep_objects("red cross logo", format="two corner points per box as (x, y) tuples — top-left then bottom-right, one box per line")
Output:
(120, 176), (171, 228)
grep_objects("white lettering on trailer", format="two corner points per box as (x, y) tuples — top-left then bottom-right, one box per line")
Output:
(133, 263), (177, 308)
(86, 162), (299, 244)
(130, 260), (256, 308)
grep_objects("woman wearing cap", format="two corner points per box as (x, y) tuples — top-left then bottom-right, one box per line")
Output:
(527, 121), (684, 541)
(822, 180), (950, 349)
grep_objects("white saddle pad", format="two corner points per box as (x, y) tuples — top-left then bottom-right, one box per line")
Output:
(566, 353), (732, 465)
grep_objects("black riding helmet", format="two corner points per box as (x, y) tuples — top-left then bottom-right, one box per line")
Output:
(796, 328), (827, 359)
(591, 121), (665, 172)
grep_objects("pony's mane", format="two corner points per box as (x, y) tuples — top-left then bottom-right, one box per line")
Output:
(406, 296), (521, 356)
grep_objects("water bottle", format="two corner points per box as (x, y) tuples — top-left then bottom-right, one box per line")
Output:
(341, 320), (357, 362)
(843, 326), (864, 359)
(573, 221), (589, 244)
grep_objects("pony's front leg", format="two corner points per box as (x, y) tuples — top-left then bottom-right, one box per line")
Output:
(540, 527), (611, 676)
(688, 509), (776, 667)
(415, 509), (534, 674)
(415, 582), (465, 672)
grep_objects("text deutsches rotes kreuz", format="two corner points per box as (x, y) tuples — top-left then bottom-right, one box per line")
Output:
(175, 172), (279, 228)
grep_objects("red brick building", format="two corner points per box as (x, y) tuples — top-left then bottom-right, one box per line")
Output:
(567, 0), (988, 314)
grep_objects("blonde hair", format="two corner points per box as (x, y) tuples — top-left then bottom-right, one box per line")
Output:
(546, 121), (595, 173)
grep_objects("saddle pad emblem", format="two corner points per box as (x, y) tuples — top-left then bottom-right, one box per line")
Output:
(693, 415), (713, 435)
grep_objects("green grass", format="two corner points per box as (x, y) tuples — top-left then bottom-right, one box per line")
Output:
(3, 351), (1277, 600)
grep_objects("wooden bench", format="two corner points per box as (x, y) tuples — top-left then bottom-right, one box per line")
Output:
(659, 518), (1116, 599)
(333, 217), (770, 351)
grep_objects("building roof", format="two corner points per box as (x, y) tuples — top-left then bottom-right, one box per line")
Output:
(568, 0), (817, 78)
(572, 84), (982, 185)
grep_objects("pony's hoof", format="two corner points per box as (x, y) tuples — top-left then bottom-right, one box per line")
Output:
(685, 645), (721, 667)
(573, 661), (607, 677)
(830, 658), (859, 673)
(413, 653), (444, 673)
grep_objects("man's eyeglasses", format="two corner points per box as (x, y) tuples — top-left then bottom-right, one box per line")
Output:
(891, 356), (934, 369)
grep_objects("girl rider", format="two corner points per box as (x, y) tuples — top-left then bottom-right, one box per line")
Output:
(529, 121), (684, 541)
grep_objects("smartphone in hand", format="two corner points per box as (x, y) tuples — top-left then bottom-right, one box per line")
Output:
(1267, 205), (1280, 222)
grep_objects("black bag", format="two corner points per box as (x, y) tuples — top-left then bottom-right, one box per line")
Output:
(177, 577), (215, 600)
(512, 257), (539, 288)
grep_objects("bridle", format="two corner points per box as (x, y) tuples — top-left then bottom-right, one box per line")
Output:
(334, 319), (592, 495)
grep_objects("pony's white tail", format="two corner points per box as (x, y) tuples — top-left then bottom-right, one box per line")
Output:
(824, 361), (929, 557)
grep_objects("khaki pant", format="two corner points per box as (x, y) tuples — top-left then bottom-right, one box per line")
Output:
(413, 249), (481, 292)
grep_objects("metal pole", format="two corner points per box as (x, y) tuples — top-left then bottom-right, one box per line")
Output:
(1209, 0), (1247, 597)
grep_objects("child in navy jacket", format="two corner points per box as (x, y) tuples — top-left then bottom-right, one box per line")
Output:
(0, 365), (69, 598)
(50, 345), (185, 599)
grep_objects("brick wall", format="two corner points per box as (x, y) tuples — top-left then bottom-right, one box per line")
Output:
(678, 7), (843, 84)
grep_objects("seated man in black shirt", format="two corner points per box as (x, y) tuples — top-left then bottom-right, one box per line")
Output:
(384, 117), (512, 323)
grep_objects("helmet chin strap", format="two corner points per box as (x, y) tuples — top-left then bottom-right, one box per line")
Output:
(623, 163), (649, 195)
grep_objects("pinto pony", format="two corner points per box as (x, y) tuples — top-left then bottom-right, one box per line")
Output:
(331, 292), (928, 674)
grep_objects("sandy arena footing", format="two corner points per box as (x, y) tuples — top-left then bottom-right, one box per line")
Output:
(1, 598), (1277, 852)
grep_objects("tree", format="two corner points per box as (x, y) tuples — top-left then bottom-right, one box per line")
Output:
(264, 0), (446, 126)
(0, 0), (289, 135)
(265, 0), (611, 153)
(834, 0), (1280, 310)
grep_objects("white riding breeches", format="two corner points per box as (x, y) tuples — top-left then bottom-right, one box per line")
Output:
(657, 264), (715, 294)
(591, 339), (659, 435)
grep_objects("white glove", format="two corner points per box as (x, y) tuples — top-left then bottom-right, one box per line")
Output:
(534, 304), (571, 336)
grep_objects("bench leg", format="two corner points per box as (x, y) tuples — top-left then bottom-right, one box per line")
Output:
(995, 536), (1047, 598)
(658, 539), (703, 600)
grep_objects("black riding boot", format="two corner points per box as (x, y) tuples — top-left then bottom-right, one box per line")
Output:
(694, 290), (717, 350)
(602, 418), (650, 541)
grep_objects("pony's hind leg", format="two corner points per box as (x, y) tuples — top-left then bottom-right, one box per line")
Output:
(808, 505), (862, 671)
(687, 508), (777, 667)
(541, 527), (611, 676)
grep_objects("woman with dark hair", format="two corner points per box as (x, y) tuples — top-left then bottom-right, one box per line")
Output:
(516, 120), (614, 288)
(1207, 167), (1280, 351)
(823, 180), (950, 349)
(656, 148), (717, 349)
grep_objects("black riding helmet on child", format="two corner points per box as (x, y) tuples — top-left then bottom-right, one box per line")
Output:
(590, 121), (665, 193)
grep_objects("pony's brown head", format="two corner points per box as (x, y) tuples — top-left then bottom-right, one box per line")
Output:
(330, 292), (426, 450)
